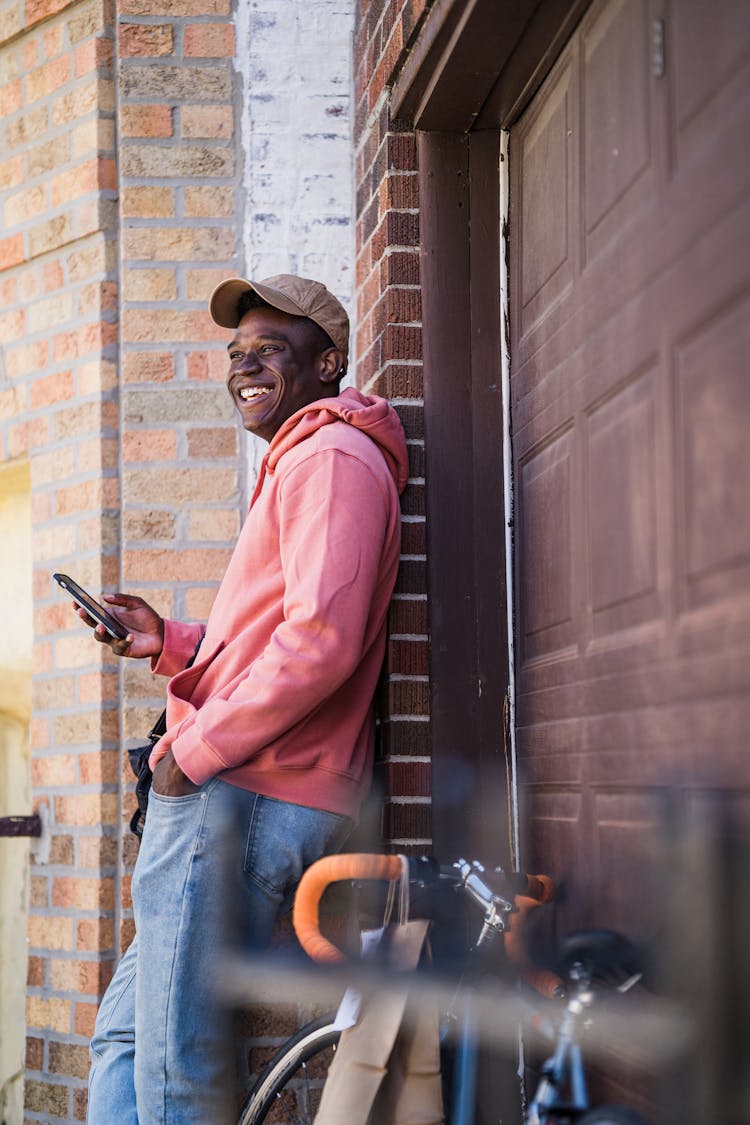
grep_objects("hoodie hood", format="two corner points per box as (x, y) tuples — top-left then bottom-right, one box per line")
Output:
(265, 387), (409, 494)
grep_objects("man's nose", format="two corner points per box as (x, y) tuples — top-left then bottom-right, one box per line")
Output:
(240, 350), (262, 371)
(234, 351), (264, 378)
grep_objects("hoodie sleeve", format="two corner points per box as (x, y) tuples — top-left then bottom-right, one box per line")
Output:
(150, 619), (206, 677)
(162, 447), (392, 784)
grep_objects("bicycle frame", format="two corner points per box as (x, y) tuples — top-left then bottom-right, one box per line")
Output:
(526, 988), (592, 1124)
(286, 853), (649, 1125)
(448, 990), (480, 1125)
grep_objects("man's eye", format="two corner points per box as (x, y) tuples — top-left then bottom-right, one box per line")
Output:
(260, 344), (279, 354)
(229, 351), (243, 361)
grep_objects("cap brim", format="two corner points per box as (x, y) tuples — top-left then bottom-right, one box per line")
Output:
(209, 278), (308, 329)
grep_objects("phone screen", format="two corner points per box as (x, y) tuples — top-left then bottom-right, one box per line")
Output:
(53, 573), (129, 641)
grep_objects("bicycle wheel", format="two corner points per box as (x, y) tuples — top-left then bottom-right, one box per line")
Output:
(577, 1107), (651, 1124)
(238, 1015), (340, 1125)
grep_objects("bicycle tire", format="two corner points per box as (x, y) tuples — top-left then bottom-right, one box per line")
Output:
(238, 1015), (340, 1125)
(577, 1107), (652, 1125)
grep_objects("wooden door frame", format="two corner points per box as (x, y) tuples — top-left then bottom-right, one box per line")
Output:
(392, 0), (589, 861)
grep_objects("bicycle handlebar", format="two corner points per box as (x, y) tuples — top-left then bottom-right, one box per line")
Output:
(292, 853), (404, 963)
(504, 875), (564, 998)
(292, 852), (563, 1000)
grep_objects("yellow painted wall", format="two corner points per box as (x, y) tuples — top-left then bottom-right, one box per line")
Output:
(0, 461), (32, 1125)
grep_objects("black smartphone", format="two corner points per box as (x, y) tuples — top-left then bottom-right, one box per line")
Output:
(53, 573), (129, 641)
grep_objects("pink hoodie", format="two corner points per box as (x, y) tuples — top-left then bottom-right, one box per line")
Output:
(148, 388), (409, 821)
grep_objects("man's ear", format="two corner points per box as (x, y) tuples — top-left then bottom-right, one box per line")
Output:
(319, 347), (345, 384)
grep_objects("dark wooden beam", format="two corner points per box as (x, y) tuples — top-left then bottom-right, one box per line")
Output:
(475, 0), (591, 127)
(419, 130), (511, 865)
(392, 0), (591, 132)
(418, 130), (478, 860)
(392, 0), (538, 131)
(468, 129), (513, 867)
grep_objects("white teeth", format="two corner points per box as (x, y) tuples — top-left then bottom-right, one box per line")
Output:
(239, 387), (269, 400)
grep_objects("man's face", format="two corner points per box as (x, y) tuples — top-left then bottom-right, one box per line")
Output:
(226, 306), (334, 442)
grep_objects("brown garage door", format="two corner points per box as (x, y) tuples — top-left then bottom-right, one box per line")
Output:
(509, 0), (750, 949)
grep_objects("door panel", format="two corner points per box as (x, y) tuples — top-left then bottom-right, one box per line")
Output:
(509, 0), (750, 947)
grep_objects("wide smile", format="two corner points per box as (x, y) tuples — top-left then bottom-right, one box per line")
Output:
(232, 380), (276, 408)
(238, 386), (272, 403)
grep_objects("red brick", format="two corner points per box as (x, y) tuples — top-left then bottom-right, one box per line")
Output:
(8, 417), (49, 456)
(187, 426), (237, 458)
(79, 749), (119, 784)
(24, 0), (70, 28)
(29, 370), (75, 410)
(0, 154), (25, 191)
(0, 233), (24, 271)
(27, 953), (46, 986)
(44, 24), (64, 57)
(121, 185), (175, 218)
(50, 157), (116, 207)
(122, 548), (233, 582)
(388, 638), (429, 675)
(122, 352), (175, 382)
(52, 876), (115, 910)
(74, 1086), (88, 1121)
(184, 22), (234, 57)
(181, 103), (232, 139)
(77, 918), (114, 952)
(74, 37), (114, 78)
(400, 518), (426, 555)
(122, 428), (178, 461)
(74, 1002), (99, 1038)
(0, 78), (22, 116)
(122, 309), (227, 344)
(0, 276), (16, 304)
(44, 259), (64, 291)
(79, 672), (119, 705)
(382, 801), (431, 841)
(368, 361), (423, 400)
(382, 323), (422, 362)
(120, 104), (173, 138)
(381, 249), (420, 288)
(26, 1035), (44, 1069)
(120, 0), (230, 11)
(386, 760), (431, 797)
(388, 596), (428, 637)
(26, 53), (72, 102)
(22, 37), (40, 71)
(382, 715), (430, 757)
(186, 349), (228, 381)
(31, 750), (76, 787)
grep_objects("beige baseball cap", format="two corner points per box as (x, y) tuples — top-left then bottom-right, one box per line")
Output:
(209, 274), (349, 359)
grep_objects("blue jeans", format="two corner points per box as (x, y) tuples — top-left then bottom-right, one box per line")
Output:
(87, 781), (351, 1124)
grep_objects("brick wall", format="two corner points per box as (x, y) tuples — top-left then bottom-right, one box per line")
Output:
(0, 0), (119, 1118)
(353, 0), (432, 851)
(115, 0), (240, 954)
(0, 0), (241, 1116)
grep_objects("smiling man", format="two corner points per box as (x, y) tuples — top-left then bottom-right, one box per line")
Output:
(82, 275), (409, 1124)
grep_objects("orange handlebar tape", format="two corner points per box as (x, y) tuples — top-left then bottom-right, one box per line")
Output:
(293, 853), (403, 963)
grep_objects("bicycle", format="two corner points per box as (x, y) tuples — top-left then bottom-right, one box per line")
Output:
(238, 853), (652, 1125)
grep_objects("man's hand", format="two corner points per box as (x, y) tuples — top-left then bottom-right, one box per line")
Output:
(151, 749), (201, 797)
(74, 593), (164, 659)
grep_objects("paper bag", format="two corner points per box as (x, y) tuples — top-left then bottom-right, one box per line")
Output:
(314, 918), (444, 1125)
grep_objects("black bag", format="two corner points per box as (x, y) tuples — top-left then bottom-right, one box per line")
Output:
(127, 708), (167, 838)
(127, 643), (202, 838)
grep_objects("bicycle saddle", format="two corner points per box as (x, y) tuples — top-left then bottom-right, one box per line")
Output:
(558, 929), (643, 985)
